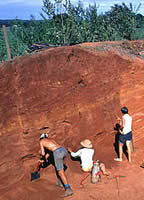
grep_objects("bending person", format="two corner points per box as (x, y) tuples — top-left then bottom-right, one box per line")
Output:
(39, 133), (73, 197)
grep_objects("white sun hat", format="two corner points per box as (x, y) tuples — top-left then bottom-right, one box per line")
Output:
(80, 139), (93, 148)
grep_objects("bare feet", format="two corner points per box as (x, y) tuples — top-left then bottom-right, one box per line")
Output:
(114, 158), (122, 162)
(103, 171), (111, 176)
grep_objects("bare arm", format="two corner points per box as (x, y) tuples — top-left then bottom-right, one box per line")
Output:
(119, 117), (125, 134)
(117, 116), (125, 134)
(117, 117), (122, 126)
(39, 152), (50, 163)
(71, 149), (81, 157)
(93, 149), (96, 162)
(122, 117), (125, 128)
(67, 147), (72, 153)
(40, 141), (45, 156)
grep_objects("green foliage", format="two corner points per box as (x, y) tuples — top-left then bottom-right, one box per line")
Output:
(0, 28), (7, 61)
(105, 3), (137, 40)
(0, 1), (144, 62)
(134, 28), (144, 40)
(136, 14), (144, 28)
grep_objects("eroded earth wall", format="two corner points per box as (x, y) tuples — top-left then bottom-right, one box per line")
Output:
(0, 43), (144, 193)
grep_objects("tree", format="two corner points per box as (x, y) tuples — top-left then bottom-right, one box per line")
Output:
(0, 1), (143, 61)
(0, 28), (7, 61)
(104, 3), (137, 40)
(40, 0), (67, 44)
(40, 0), (78, 44)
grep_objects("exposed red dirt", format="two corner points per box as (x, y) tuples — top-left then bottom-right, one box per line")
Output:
(0, 40), (144, 200)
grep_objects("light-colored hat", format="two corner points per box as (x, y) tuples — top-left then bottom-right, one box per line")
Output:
(40, 133), (48, 140)
(80, 139), (93, 148)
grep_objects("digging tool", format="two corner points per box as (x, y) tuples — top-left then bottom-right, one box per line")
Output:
(107, 175), (126, 180)
(31, 162), (40, 181)
(115, 176), (120, 196)
(107, 175), (126, 196)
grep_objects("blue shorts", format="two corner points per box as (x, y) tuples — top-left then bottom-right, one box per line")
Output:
(53, 147), (67, 171)
(119, 131), (132, 144)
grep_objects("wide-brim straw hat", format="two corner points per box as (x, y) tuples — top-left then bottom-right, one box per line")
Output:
(80, 139), (93, 148)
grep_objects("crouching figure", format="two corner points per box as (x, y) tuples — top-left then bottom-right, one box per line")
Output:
(68, 139), (110, 184)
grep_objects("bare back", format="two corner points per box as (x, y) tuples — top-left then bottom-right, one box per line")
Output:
(40, 139), (61, 154)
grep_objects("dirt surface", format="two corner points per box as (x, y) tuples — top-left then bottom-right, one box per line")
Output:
(0, 40), (144, 200)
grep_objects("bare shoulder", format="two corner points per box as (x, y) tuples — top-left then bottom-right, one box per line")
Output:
(40, 138), (51, 145)
(40, 138), (60, 150)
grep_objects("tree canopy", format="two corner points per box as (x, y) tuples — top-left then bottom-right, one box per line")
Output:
(0, 1), (144, 61)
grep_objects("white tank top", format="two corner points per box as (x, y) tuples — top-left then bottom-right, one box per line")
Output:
(123, 114), (132, 134)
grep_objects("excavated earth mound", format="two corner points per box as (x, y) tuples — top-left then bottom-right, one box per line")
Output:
(0, 40), (144, 200)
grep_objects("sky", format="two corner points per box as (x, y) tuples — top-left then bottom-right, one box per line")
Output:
(0, 0), (144, 20)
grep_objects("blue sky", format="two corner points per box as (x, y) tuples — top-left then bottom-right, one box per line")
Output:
(0, 0), (144, 20)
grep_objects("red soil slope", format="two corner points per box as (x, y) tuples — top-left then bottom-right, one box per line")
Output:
(0, 40), (144, 200)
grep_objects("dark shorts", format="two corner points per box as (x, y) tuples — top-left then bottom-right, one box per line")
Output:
(119, 131), (132, 144)
(53, 147), (67, 171)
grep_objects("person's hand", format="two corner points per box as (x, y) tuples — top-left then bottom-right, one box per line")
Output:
(38, 150), (42, 155)
(67, 147), (72, 153)
(39, 159), (44, 164)
(103, 170), (111, 176)
(45, 153), (49, 160)
(119, 128), (124, 134)
(117, 117), (121, 121)
(39, 155), (46, 162)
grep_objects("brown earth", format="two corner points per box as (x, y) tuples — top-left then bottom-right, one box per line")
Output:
(0, 40), (144, 200)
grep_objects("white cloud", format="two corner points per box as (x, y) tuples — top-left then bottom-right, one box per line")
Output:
(0, 0), (43, 6)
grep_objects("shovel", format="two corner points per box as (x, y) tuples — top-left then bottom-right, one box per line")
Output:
(31, 162), (40, 181)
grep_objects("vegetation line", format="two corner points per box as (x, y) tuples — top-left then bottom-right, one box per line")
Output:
(0, 1), (144, 61)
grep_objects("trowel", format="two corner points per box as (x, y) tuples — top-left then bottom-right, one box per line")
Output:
(31, 162), (40, 181)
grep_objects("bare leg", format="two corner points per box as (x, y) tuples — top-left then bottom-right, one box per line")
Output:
(100, 163), (106, 174)
(58, 168), (68, 185)
(58, 168), (73, 197)
(119, 143), (123, 161)
(100, 163), (111, 175)
(55, 170), (63, 186)
(126, 141), (132, 162)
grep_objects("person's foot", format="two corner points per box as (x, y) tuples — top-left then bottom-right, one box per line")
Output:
(128, 158), (132, 162)
(60, 187), (73, 197)
(103, 171), (111, 176)
(114, 158), (122, 162)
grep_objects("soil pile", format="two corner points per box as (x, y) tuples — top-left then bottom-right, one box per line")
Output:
(0, 40), (144, 200)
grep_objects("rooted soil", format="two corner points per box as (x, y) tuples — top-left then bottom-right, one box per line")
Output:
(0, 40), (144, 200)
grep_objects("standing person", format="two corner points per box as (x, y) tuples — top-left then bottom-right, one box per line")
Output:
(39, 133), (73, 197)
(114, 107), (133, 162)
(68, 139), (110, 175)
